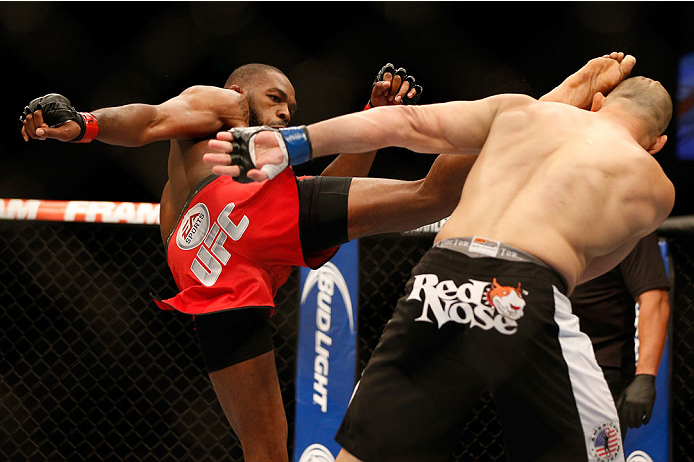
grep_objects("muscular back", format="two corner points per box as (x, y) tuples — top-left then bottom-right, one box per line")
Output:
(436, 97), (674, 292)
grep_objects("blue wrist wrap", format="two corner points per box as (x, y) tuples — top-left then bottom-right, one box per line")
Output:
(280, 126), (312, 166)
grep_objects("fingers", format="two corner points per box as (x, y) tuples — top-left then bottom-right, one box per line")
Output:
(21, 110), (81, 142)
(383, 67), (404, 102)
(209, 164), (266, 182)
(388, 68), (404, 101)
(22, 114), (38, 140)
(379, 70), (416, 104)
(208, 139), (233, 153)
(211, 165), (241, 177)
(371, 80), (392, 100)
(22, 113), (50, 141)
(370, 69), (394, 107)
(33, 109), (45, 127)
(203, 153), (232, 166)
(392, 78), (412, 103)
(629, 406), (643, 428)
(216, 131), (234, 141)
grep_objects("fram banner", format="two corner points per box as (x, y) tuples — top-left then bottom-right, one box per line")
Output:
(0, 198), (160, 225)
(624, 239), (672, 462)
(294, 241), (358, 462)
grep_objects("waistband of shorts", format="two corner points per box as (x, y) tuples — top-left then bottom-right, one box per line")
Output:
(165, 174), (219, 250)
(433, 237), (568, 291)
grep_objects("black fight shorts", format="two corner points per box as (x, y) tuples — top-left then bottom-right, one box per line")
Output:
(195, 307), (274, 373)
(336, 238), (624, 462)
(297, 175), (352, 254)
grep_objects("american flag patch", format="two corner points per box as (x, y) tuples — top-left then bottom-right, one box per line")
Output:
(590, 421), (621, 461)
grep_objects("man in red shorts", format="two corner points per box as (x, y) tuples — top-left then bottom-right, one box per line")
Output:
(18, 62), (426, 462)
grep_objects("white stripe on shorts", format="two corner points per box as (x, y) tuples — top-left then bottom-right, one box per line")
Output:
(553, 286), (625, 462)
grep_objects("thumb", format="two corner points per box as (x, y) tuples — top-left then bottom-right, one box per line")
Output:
(38, 122), (78, 142)
(247, 169), (269, 182)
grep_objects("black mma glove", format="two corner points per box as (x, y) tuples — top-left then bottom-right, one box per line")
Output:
(226, 126), (312, 182)
(616, 374), (656, 428)
(18, 93), (98, 142)
(367, 63), (423, 109)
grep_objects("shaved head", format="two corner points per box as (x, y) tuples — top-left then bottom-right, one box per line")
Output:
(224, 63), (285, 89)
(605, 76), (673, 140)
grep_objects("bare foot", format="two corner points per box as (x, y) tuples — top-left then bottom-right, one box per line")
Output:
(541, 52), (636, 109)
(586, 51), (636, 96)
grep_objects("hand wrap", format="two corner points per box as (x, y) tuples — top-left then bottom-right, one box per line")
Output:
(226, 125), (312, 182)
(18, 93), (99, 142)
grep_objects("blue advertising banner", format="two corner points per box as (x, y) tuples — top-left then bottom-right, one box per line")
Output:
(624, 239), (672, 462)
(294, 240), (358, 462)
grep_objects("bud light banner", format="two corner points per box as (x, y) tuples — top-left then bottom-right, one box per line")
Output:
(294, 241), (358, 462)
(624, 239), (672, 462)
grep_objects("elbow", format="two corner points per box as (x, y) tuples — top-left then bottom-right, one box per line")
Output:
(413, 178), (458, 220)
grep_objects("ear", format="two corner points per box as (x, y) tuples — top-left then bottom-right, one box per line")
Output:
(647, 135), (668, 155)
(590, 92), (606, 112)
(229, 84), (244, 94)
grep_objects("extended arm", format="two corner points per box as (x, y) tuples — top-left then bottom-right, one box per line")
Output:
(310, 52), (635, 158)
(320, 63), (423, 177)
(205, 95), (511, 181)
(203, 52), (636, 181)
(20, 85), (248, 147)
(307, 98), (503, 158)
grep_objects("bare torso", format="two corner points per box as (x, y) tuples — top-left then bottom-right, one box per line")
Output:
(436, 97), (674, 293)
(159, 139), (215, 243)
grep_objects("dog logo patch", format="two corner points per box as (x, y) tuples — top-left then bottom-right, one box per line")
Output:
(485, 278), (526, 321)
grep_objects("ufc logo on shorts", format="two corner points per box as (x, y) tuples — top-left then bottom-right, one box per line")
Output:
(407, 274), (522, 335)
(191, 203), (249, 286)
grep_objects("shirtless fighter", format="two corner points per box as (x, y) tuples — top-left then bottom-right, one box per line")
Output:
(205, 59), (672, 461)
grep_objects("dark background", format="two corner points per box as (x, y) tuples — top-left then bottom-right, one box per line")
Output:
(3, 2), (694, 215)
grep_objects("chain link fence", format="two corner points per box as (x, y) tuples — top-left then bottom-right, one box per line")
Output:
(1, 222), (692, 461)
(667, 236), (694, 460)
(0, 221), (299, 461)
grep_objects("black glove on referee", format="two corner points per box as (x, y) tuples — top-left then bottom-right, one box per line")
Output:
(616, 373), (656, 428)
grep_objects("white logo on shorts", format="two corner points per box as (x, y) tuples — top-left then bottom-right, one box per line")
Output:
(407, 274), (526, 335)
(298, 444), (335, 462)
